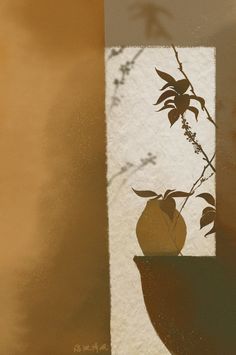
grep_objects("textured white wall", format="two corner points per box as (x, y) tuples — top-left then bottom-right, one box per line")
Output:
(105, 47), (215, 355)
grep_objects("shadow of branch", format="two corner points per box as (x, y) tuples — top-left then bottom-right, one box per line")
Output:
(129, 1), (173, 39)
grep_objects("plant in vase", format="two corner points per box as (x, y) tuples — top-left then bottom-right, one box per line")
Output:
(133, 188), (193, 256)
(133, 46), (216, 256)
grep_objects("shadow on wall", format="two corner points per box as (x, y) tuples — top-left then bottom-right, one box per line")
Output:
(106, 0), (236, 265)
(5, 1), (110, 354)
(7, 0), (103, 57)
(4, 0), (236, 354)
(134, 19), (236, 355)
(129, 1), (173, 39)
(106, 1), (236, 353)
(135, 256), (236, 355)
(207, 19), (236, 264)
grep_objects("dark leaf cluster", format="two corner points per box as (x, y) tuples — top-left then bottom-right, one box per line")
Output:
(154, 69), (205, 126)
(197, 193), (216, 237)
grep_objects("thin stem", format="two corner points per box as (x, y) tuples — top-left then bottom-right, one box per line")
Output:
(179, 153), (216, 215)
(132, 47), (145, 62)
(171, 44), (217, 128)
(170, 153), (216, 240)
(198, 148), (216, 173)
(194, 172), (214, 191)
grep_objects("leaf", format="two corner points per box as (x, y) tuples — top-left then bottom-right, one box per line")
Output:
(174, 79), (190, 94)
(204, 223), (216, 237)
(132, 188), (160, 198)
(202, 206), (216, 216)
(154, 90), (176, 105)
(190, 95), (205, 109)
(160, 83), (175, 91)
(157, 105), (175, 112)
(164, 189), (176, 199)
(164, 99), (175, 106)
(200, 211), (216, 229)
(160, 197), (176, 221)
(197, 193), (215, 206)
(155, 68), (176, 84)
(174, 94), (190, 114)
(188, 106), (199, 121)
(168, 109), (180, 126)
(168, 190), (194, 198)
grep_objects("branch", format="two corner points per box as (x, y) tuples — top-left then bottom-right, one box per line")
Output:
(107, 46), (124, 61)
(109, 47), (145, 112)
(169, 152), (216, 247)
(181, 115), (216, 173)
(194, 172), (214, 191)
(179, 152), (216, 215)
(171, 44), (217, 128)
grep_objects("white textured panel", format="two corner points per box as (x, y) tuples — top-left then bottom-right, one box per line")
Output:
(105, 47), (215, 355)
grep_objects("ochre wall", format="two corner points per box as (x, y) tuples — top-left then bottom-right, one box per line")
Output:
(0, 1), (110, 354)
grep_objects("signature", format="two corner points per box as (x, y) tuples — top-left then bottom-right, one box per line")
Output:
(73, 343), (109, 353)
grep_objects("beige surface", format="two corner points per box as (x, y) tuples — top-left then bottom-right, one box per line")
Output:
(106, 47), (215, 354)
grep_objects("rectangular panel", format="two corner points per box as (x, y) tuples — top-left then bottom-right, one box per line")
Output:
(105, 47), (215, 354)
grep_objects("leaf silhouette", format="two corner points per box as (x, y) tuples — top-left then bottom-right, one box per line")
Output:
(168, 109), (180, 126)
(204, 223), (216, 237)
(174, 79), (190, 94)
(164, 99), (175, 106)
(190, 95), (205, 109)
(157, 105), (175, 112)
(155, 68), (176, 84)
(188, 106), (199, 121)
(200, 211), (215, 229)
(168, 190), (194, 198)
(154, 90), (176, 105)
(160, 197), (176, 221)
(174, 94), (190, 114)
(160, 83), (175, 91)
(132, 189), (159, 198)
(164, 189), (175, 199)
(202, 206), (216, 216)
(197, 193), (215, 206)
